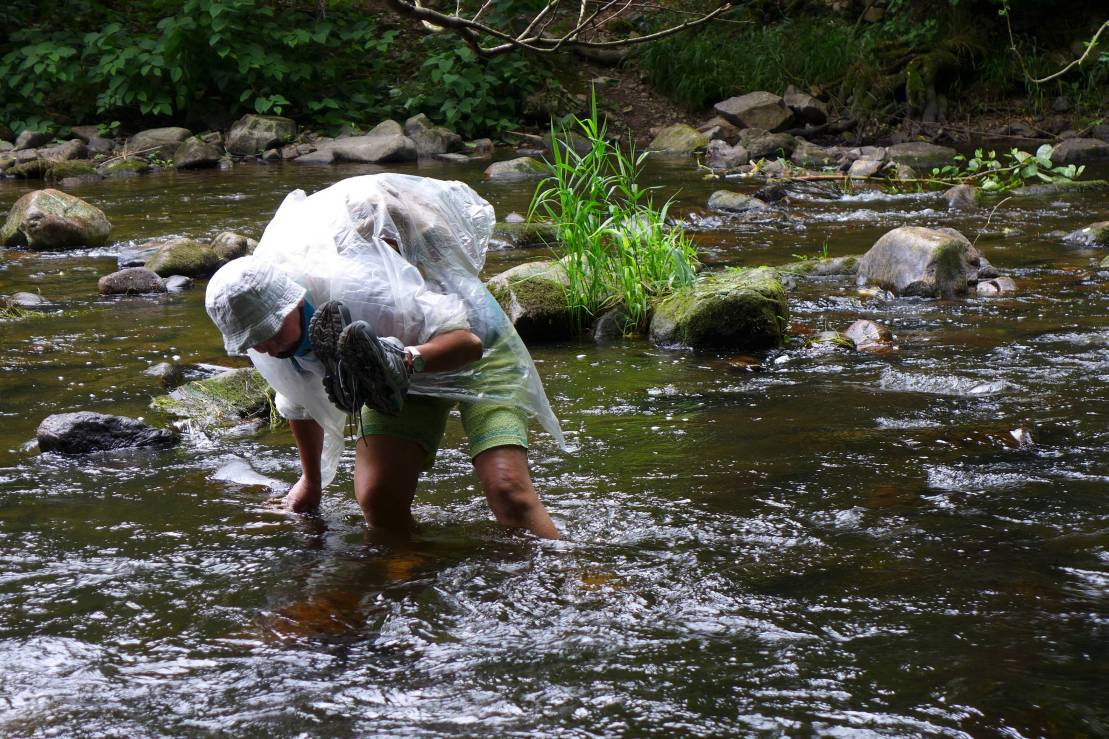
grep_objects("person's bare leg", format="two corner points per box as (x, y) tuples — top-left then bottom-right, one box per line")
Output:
(473, 445), (560, 539)
(354, 435), (427, 534)
(285, 418), (324, 513)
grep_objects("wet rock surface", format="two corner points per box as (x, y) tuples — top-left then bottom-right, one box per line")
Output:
(0, 189), (111, 249)
(98, 267), (166, 295)
(483, 156), (548, 181)
(856, 226), (987, 298)
(37, 411), (179, 454)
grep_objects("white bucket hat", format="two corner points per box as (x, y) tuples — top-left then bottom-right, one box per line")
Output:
(205, 255), (306, 355)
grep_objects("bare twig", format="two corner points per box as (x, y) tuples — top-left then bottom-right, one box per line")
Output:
(384, 0), (733, 56)
(1003, 6), (1108, 84)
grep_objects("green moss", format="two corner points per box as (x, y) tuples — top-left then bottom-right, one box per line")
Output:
(487, 260), (576, 341)
(1100, 255), (1109, 268)
(492, 221), (559, 248)
(144, 239), (222, 277)
(778, 255), (860, 276)
(809, 331), (856, 351)
(651, 267), (788, 349)
(150, 367), (274, 429)
(98, 158), (151, 176)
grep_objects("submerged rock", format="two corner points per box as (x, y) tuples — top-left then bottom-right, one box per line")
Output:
(1062, 221), (1109, 247)
(648, 124), (709, 154)
(707, 191), (768, 213)
(807, 330), (855, 351)
(486, 260), (576, 342)
(98, 267), (166, 295)
(484, 156), (548, 181)
(856, 226), (985, 298)
(37, 411), (179, 454)
(886, 142), (958, 171)
(151, 367), (274, 430)
(226, 114), (296, 156)
(650, 267), (788, 350)
(5, 291), (50, 308)
(0, 189), (111, 249)
(778, 255), (860, 277)
(164, 275), (194, 292)
(844, 319), (893, 350)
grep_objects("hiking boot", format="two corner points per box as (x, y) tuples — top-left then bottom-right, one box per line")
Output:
(308, 300), (359, 414)
(337, 320), (410, 416)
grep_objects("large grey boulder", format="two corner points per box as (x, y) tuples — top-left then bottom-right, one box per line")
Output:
(783, 87), (828, 125)
(127, 127), (192, 159)
(404, 114), (463, 157)
(486, 261), (576, 342)
(142, 237), (224, 278)
(174, 137), (223, 169)
(886, 142), (958, 171)
(707, 191), (768, 213)
(0, 189), (111, 249)
(1062, 221), (1109, 247)
(648, 124), (709, 154)
(37, 412), (178, 454)
(856, 226), (986, 298)
(327, 120), (417, 163)
(650, 267), (788, 350)
(484, 156), (548, 181)
(738, 128), (796, 160)
(98, 267), (166, 295)
(226, 115), (296, 156)
(704, 140), (749, 169)
(714, 92), (795, 132)
(1050, 137), (1109, 165)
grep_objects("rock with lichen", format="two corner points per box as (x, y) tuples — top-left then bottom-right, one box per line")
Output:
(650, 267), (788, 350)
(0, 189), (111, 249)
(856, 226), (986, 298)
(486, 260), (576, 342)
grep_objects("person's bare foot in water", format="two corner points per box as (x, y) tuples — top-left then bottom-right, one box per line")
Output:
(282, 474), (322, 513)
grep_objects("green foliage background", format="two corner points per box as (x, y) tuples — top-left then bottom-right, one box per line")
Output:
(0, 0), (553, 137)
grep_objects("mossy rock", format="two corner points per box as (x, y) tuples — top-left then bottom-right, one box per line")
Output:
(7, 159), (96, 180)
(97, 158), (152, 177)
(486, 260), (576, 342)
(150, 367), (274, 430)
(647, 124), (709, 154)
(807, 330), (856, 351)
(778, 255), (860, 276)
(143, 238), (223, 277)
(649, 267), (788, 350)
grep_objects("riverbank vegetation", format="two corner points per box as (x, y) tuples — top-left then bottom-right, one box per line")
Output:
(3, 1), (1104, 141)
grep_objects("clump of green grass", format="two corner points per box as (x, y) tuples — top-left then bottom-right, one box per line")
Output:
(528, 93), (698, 332)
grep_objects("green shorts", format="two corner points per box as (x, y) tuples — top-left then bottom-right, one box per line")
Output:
(358, 395), (528, 468)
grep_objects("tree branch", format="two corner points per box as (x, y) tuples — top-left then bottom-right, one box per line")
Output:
(384, 0), (734, 57)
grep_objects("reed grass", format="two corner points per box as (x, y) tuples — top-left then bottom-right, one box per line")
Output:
(528, 93), (697, 332)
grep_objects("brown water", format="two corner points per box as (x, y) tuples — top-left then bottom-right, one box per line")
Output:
(1, 158), (1106, 737)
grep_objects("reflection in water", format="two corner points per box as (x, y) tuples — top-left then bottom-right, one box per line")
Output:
(1, 162), (1107, 735)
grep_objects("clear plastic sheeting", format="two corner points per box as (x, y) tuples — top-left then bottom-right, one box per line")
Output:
(247, 174), (564, 487)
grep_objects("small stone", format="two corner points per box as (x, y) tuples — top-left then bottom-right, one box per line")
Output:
(943, 184), (979, 210)
(164, 275), (194, 292)
(707, 191), (768, 213)
(844, 319), (893, 350)
(976, 276), (1017, 296)
(98, 267), (166, 295)
(483, 157), (547, 181)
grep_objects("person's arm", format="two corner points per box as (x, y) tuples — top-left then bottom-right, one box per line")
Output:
(285, 417), (324, 513)
(405, 329), (482, 373)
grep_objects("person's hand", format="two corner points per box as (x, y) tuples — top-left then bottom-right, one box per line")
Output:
(283, 474), (322, 513)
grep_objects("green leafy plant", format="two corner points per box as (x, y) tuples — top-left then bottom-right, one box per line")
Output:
(529, 92), (698, 332)
(931, 145), (1085, 191)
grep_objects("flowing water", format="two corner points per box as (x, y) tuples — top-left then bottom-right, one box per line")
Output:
(1, 158), (1106, 737)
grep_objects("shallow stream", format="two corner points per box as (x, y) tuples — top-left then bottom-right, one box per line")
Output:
(1, 157), (1106, 736)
